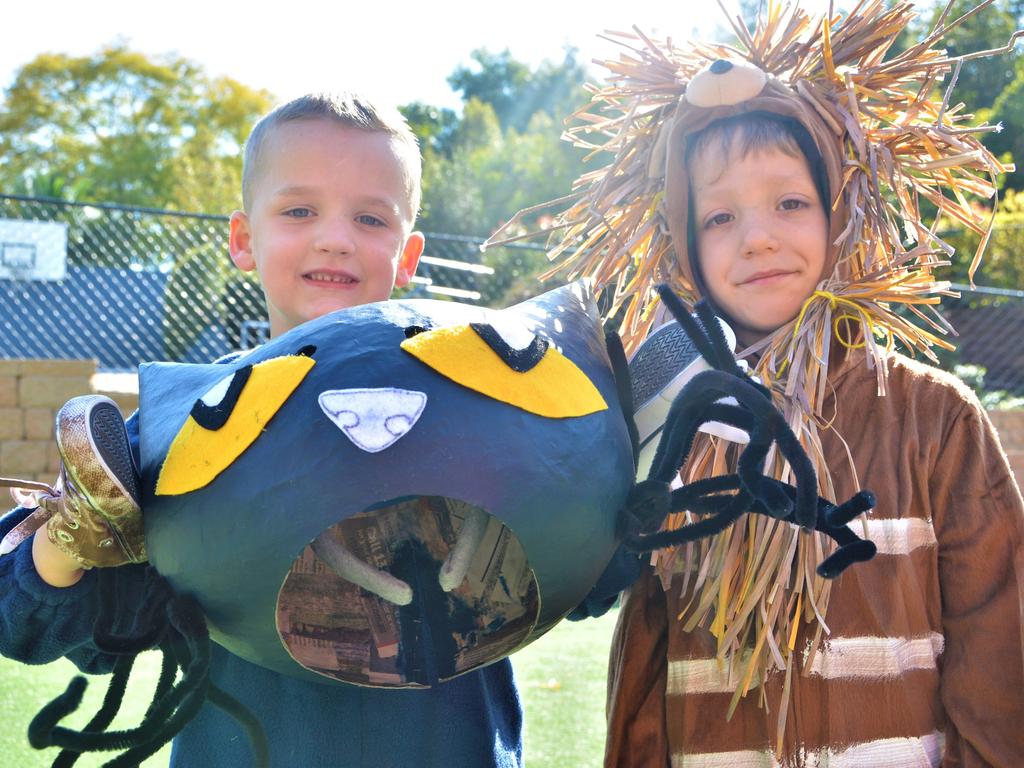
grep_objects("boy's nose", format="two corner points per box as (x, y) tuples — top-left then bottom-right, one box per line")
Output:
(740, 216), (778, 256)
(314, 219), (357, 255)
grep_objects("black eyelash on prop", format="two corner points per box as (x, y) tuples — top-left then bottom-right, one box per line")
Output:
(470, 323), (549, 373)
(616, 284), (877, 579)
(28, 567), (269, 768)
(189, 366), (252, 431)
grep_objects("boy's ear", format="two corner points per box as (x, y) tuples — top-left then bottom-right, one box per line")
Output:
(395, 231), (425, 288)
(229, 211), (256, 272)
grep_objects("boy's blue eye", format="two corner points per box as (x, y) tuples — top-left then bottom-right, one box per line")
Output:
(357, 214), (386, 227)
(285, 208), (313, 218)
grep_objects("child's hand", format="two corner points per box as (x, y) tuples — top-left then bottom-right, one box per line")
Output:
(32, 526), (86, 587)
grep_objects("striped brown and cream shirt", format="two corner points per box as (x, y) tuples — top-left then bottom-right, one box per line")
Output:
(605, 353), (1024, 768)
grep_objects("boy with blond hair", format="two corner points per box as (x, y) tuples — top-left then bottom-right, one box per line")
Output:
(525, 2), (1024, 765)
(0, 93), (525, 767)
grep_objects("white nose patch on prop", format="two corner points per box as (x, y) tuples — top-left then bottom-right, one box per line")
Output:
(318, 388), (427, 453)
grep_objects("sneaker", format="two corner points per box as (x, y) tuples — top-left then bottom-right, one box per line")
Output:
(46, 395), (145, 567)
(629, 316), (750, 480)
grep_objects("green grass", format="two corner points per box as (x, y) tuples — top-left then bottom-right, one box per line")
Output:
(516, 610), (618, 767)
(0, 652), (172, 767)
(0, 609), (618, 767)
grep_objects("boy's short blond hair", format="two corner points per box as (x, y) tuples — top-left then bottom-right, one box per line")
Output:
(241, 93), (422, 217)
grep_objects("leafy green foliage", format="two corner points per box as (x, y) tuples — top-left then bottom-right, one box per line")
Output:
(416, 48), (591, 236)
(411, 48), (594, 305)
(447, 49), (588, 134)
(987, 54), (1024, 190)
(400, 101), (460, 157)
(939, 188), (1024, 292)
(926, 0), (1021, 112)
(891, 1), (1023, 191)
(0, 45), (273, 213)
(954, 364), (1024, 409)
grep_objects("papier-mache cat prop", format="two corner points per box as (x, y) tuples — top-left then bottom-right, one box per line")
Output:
(1, 281), (875, 767)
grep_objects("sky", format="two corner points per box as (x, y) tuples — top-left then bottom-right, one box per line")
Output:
(2, 0), (829, 111)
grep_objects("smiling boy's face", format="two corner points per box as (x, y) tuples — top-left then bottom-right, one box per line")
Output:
(688, 137), (828, 348)
(229, 118), (423, 338)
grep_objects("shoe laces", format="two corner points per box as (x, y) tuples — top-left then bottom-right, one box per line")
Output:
(0, 472), (82, 529)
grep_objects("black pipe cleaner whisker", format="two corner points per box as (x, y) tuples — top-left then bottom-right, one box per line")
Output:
(694, 299), (746, 377)
(605, 328), (640, 471)
(51, 654), (136, 768)
(27, 568), (269, 768)
(616, 283), (878, 580)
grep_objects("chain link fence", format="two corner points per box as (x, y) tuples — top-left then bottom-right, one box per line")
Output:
(0, 194), (549, 371)
(0, 193), (1021, 395)
(941, 285), (1024, 397)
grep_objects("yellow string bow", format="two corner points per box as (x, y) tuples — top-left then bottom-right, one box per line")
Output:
(793, 289), (877, 350)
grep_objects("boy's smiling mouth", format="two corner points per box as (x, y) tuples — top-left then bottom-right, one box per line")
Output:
(305, 269), (358, 285)
(739, 269), (796, 286)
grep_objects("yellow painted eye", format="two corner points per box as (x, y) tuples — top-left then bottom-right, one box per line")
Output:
(401, 323), (606, 418)
(156, 354), (316, 496)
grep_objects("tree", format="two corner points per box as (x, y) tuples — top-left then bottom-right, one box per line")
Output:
(924, 0), (1020, 113)
(447, 50), (534, 134)
(446, 48), (589, 134)
(400, 102), (459, 157)
(941, 188), (1024, 293)
(0, 44), (273, 213)
(888, 1), (1022, 190)
(987, 55), (1024, 189)
(414, 49), (591, 234)
(408, 48), (596, 306)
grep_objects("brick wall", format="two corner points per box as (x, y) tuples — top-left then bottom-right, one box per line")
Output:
(0, 358), (1021, 488)
(0, 359), (138, 484)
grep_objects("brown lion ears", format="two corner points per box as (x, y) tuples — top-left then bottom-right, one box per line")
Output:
(685, 59), (767, 108)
